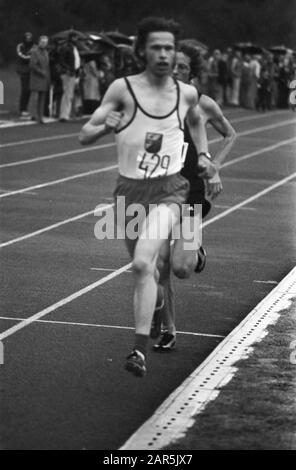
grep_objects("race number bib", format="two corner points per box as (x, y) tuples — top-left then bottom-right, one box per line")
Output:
(137, 151), (171, 178)
(136, 131), (184, 178)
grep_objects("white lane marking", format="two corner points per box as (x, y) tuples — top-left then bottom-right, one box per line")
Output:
(223, 136), (296, 168)
(90, 267), (132, 273)
(223, 110), (288, 123)
(0, 171), (295, 341)
(0, 115), (294, 171)
(120, 267), (296, 450)
(0, 142), (115, 169)
(0, 132), (78, 148)
(253, 280), (279, 285)
(207, 118), (296, 146)
(0, 316), (224, 338)
(0, 117), (56, 129)
(203, 171), (296, 228)
(0, 164), (118, 199)
(0, 262), (131, 341)
(0, 136), (294, 249)
(0, 109), (288, 149)
(0, 204), (114, 249)
(176, 330), (225, 339)
(214, 204), (257, 211)
(0, 189), (37, 195)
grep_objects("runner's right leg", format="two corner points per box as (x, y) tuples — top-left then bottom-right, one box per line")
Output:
(126, 204), (178, 376)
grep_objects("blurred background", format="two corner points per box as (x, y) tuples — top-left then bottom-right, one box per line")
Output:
(1, 0), (295, 64)
(0, 0), (295, 118)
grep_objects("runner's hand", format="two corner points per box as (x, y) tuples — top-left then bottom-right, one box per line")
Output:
(197, 155), (218, 179)
(105, 111), (122, 131)
(205, 172), (223, 199)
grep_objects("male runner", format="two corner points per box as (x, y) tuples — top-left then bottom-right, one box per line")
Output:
(153, 40), (237, 351)
(79, 18), (218, 377)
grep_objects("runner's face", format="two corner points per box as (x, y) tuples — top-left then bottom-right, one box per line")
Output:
(144, 32), (176, 76)
(173, 52), (191, 83)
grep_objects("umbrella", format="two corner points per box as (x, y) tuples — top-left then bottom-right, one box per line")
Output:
(105, 31), (133, 45)
(269, 45), (288, 54)
(51, 29), (88, 41)
(233, 42), (264, 54)
(116, 44), (133, 51)
(87, 32), (117, 48)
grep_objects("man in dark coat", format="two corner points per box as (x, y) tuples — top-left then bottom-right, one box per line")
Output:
(58, 33), (81, 121)
(29, 35), (51, 124)
(16, 32), (35, 116)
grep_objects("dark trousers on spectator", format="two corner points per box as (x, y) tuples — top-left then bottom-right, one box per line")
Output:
(256, 88), (271, 111)
(19, 74), (31, 113)
(31, 91), (47, 122)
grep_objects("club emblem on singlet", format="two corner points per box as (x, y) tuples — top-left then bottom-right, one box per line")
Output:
(144, 132), (163, 154)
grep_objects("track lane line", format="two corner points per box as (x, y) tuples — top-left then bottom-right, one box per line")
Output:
(0, 132), (78, 148)
(0, 203), (114, 248)
(0, 316), (224, 338)
(1, 136), (295, 249)
(0, 164), (118, 199)
(1, 170), (295, 341)
(0, 109), (289, 150)
(0, 142), (115, 169)
(0, 118), (295, 199)
(223, 136), (296, 168)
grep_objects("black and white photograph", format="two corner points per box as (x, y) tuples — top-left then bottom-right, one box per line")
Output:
(0, 0), (295, 455)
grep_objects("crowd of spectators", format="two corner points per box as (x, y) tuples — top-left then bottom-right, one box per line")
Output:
(202, 47), (296, 111)
(16, 31), (296, 123)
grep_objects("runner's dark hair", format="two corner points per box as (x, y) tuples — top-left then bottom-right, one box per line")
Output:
(134, 17), (181, 63)
(178, 39), (204, 79)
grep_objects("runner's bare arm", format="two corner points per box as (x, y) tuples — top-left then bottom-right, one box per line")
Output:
(198, 96), (236, 199)
(186, 89), (218, 179)
(200, 95), (237, 168)
(79, 79), (124, 145)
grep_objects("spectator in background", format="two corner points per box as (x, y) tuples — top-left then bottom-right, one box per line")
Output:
(248, 54), (261, 109)
(219, 52), (229, 106)
(29, 35), (51, 124)
(82, 59), (103, 114)
(277, 55), (290, 108)
(16, 32), (35, 117)
(225, 47), (233, 105)
(256, 67), (271, 112)
(59, 33), (81, 121)
(264, 53), (276, 110)
(229, 50), (242, 106)
(49, 45), (63, 118)
(290, 58), (296, 111)
(240, 54), (252, 108)
(271, 55), (280, 109)
(208, 49), (223, 105)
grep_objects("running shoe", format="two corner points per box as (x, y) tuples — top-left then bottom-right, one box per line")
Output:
(125, 350), (147, 377)
(150, 288), (165, 339)
(195, 246), (206, 273)
(153, 332), (176, 352)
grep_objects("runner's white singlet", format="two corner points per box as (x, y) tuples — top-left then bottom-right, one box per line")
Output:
(115, 77), (186, 179)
